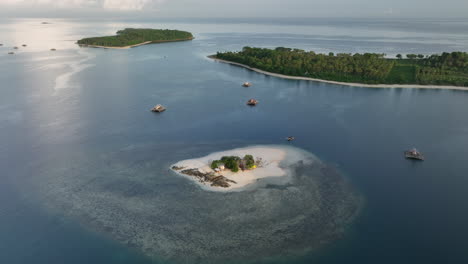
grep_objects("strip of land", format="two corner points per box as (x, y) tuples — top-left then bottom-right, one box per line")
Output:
(77, 28), (194, 49)
(210, 56), (468, 90)
(212, 47), (468, 90)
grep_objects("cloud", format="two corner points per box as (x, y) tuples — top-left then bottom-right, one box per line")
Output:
(103, 0), (164, 10)
(0, 0), (164, 10)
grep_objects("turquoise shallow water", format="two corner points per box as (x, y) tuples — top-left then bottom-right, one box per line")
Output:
(1, 18), (468, 263)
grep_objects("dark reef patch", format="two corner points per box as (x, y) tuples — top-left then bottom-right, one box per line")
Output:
(24, 144), (363, 263)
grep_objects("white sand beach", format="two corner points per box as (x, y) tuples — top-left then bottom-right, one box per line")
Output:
(210, 57), (468, 91)
(170, 145), (312, 192)
(78, 41), (153, 49)
(78, 37), (195, 50)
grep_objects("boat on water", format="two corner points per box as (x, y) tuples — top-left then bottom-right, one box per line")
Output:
(404, 148), (424, 161)
(242, 82), (252, 87)
(151, 104), (166, 113)
(13, 46), (19, 49)
(22, 44), (27, 47)
(246, 99), (258, 106)
(286, 136), (295, 141)
(8, 52), (14, 55)
(50, 48), (56, 51)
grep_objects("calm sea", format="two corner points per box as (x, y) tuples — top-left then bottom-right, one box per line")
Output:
(1, 17), (468, 263)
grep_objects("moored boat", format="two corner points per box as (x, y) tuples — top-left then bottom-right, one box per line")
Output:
(404, 148), (424, 161)
(151, 104), (166, 113)
(246, 99), (258, 106)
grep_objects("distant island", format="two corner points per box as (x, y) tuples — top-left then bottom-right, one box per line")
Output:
(77, 28), (194, 49)
(212, 47), (468, 88)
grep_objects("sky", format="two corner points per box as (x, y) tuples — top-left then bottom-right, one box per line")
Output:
(0, 0), (467, 18)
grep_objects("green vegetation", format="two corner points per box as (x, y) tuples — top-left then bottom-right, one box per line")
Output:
(77, 28), (193, 47)
(215, 47), (468, 86)
(211, 155), (257, 173)
(243, 155), (255, 169)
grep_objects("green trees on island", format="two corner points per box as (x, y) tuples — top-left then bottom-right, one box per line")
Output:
(244, 155), (255, 169)
(77, 28), (193, 47)
(211, 155), (257, 173)
(215, 47), (468, 86)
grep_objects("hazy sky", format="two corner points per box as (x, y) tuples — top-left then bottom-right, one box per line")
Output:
(1, 0), (467, 18)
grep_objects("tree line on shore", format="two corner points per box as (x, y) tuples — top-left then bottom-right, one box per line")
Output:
(216, 47), (468, 86)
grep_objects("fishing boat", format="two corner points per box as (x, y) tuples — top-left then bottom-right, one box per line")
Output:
(151, 104), (166, 113)
(246, 99), (258, 106)
(286, 136), (295, 141)
(404, 148), (424, 161)
(242, 82), (252, 87)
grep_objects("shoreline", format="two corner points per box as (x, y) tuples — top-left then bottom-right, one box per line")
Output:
(209, 55), (468, 91)
(78, 37), (194, 50)
(170, 145), (311, 192)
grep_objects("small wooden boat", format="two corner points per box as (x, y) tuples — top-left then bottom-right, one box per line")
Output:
(246, 99), (258, 106)
(13, 46), (19, 49)
(22, 44), (27, 47)
(0, 44), (3, 46)
(151, 104), (166, 113)
(50, 48), (56, 51)
(242, 82), (252, 87)
(8, 52), (14, 55)
(404, 148), (424, 161)
(286, 136), (295, 141)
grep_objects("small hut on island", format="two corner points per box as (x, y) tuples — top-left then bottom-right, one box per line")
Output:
(151, 104), (166, 113)
(247, 99), (258, 106)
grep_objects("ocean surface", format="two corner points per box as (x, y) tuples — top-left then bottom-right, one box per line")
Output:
(1, 17), (468, 263)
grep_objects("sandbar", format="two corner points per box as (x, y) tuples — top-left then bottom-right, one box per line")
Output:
(170, 145), (310, 192)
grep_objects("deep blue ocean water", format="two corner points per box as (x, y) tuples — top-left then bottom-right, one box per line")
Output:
(1, 18), (468, 263)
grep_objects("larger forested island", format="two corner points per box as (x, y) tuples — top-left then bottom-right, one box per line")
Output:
(77, 28), (194, 48)
(214, 47), (468, 87)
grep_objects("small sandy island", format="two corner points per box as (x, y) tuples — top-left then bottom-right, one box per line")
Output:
(210, 56), (468, 91)
(171, 145), (310, 192)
